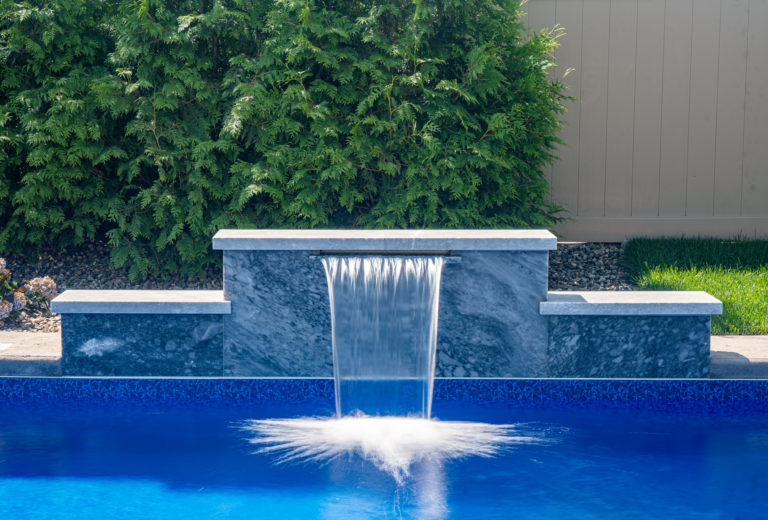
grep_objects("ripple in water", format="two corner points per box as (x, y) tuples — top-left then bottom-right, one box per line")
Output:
(243, 415), (540, 484)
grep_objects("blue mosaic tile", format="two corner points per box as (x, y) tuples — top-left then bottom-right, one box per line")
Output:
(0, 378), (766, 414)
(0, 378), (334, 407)
(432, 379), (768, 413)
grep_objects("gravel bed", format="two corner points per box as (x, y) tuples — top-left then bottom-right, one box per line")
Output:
(549, 242), (632, 291)
(2, 241), (631, 333)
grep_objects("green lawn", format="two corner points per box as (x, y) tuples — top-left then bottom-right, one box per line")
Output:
(623, 238), (768, 335)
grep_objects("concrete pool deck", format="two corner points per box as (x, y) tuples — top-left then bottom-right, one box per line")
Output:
(0, 332), (61, 376)
(0, 331), (766, 379)
(710, 335), (768, 379)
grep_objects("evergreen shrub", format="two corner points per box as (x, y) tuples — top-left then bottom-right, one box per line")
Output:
(1, 0), (567, 278)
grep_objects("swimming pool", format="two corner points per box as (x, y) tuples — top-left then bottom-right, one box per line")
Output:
(0, 378), (766, 519)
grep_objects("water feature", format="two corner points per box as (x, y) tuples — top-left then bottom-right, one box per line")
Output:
(321, 256), (445, 417)
(245, 253), (535, 488)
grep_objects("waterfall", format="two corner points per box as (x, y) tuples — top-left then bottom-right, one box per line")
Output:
(321, 256), (445, 418)
(246, 253), (537, 486)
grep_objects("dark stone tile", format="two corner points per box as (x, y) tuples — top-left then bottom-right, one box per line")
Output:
(436, 251), (549, 377)
(223, 251), (334, 377)
(61, 314), (223, 376)
(223, 250), (550, 377)
(547, 316), (711, 378)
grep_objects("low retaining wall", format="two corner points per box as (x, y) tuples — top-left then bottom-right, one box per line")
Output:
(53, 291), (229, 376)
(51, 230), (723, 378)
(541, 291), (721, 378)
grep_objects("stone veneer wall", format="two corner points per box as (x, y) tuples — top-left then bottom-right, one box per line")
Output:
(547, 316), (711, 378)
(222, 250), (550, 378)
(61, 314), (224, 377)
(53, 230), (721, 378)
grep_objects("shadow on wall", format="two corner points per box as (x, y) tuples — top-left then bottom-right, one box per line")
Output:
(0, 358), (61, 376)
(710, 351), (768, 380)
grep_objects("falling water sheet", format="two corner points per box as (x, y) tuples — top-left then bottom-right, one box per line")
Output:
(322, 256), (445, 417)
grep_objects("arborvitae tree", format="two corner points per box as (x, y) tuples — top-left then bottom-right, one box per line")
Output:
(0, 0), (566, 278)
(226, 0), (566, 229)
(0, 0), (119, 249)
(95, 0), (269, 278)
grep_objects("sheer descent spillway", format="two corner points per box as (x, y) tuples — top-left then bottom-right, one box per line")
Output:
(322, 256), (445, 418)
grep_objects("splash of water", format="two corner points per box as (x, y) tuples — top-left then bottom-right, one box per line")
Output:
(244, 415), (540, 484)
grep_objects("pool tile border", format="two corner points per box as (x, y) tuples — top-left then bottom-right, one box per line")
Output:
(0, 378), (766, 409)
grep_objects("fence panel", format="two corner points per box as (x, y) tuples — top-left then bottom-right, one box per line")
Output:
(523, 0), (768, 240)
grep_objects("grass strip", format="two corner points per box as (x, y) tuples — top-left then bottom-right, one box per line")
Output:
(623, 238), (768, 335)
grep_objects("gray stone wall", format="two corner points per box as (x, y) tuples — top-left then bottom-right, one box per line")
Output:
(56, 245), (715, 379)
(436, 251), (549, 377)
(61, 314), (223, 376)
(222, 250), (550, 377)
(223, 250), (333, 377)
(547, 315), (711, 378)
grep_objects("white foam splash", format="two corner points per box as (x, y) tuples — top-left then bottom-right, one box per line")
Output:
(244, 415), (539, 484)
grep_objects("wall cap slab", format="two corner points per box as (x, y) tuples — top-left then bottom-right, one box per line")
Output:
(212, 229), (557, 251)
(540, 290), (722, 316)
(52, 290), (231, 315)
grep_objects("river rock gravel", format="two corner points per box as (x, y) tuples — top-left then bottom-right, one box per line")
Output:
(1, 241), (631, 333)
(549, 242), (632, 291)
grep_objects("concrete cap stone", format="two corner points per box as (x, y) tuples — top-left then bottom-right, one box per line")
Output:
(51, 290), (231, 315)
(540, 290), (723, 316)
(212, 229), (557, 251)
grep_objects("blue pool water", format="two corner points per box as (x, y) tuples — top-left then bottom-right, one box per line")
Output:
(1, 379), (767, 519)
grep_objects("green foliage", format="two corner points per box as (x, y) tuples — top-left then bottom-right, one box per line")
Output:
(0, 0), (116, 248)
(623, 237), (768, 276)
(95, 0), (268, 278)
(0, 0), (567, 278)
(227, 0), (566, 229)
